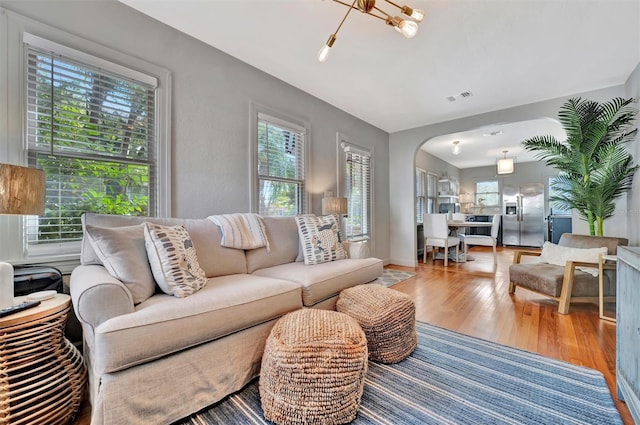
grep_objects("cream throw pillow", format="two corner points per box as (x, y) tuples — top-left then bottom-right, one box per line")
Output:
(295, 214), (346, 265)
(143, 222), (207, 297)
(85, 224), (156, 305)
(539, 242), (607, 276)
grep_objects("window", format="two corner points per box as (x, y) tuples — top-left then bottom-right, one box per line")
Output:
(255, 112), (306, 216)
(426, 173), (438, 214)
(549, 176), (571, 215)
(340, 141), (372, 241)
(23, 34), (167, 257)
(415, 168), (426, 223)
(475, 180), (499, 207)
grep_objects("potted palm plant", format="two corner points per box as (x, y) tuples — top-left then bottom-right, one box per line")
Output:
(522, 97), (638, 236)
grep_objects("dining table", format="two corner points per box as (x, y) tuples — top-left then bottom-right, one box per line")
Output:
(445, 220), (494, 262)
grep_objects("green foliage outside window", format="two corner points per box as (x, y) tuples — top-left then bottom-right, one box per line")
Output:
(28, 50), (154, 243)
(257, 120), (304, 216)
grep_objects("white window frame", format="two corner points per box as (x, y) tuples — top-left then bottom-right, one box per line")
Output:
(0, 9), (171, 269)
(249, 102), (309, 216)
(337, 133), (373, 246)
(475, 180), (500, 207)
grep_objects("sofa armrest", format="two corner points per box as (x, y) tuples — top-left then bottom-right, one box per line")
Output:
(70, 264), (135, 329)
(342, 241), (370, 259)
(512, 249), (541, 264)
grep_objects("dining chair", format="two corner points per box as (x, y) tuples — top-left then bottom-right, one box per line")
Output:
(451, 213), (467, 237)
(463, 214), (500, 264)
(424, 214), (460, 266)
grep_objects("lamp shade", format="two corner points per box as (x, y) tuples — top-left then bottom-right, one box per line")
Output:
(322, 197), (347, 215)
(497, 157), (515, 175)
(0, 163), (46, 215)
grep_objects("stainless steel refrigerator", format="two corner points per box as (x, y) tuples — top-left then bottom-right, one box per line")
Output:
(502, 183), (545, 247)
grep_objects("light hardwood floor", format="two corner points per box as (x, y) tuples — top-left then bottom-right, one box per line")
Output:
(73, 246), (632, 424)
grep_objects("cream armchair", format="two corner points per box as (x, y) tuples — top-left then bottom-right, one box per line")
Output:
(508, 233), (627, 314)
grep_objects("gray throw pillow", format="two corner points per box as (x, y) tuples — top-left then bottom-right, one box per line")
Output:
(85, 224), (156, 305)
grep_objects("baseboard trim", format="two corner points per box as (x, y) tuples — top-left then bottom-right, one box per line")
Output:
(617, 372), (640, 424)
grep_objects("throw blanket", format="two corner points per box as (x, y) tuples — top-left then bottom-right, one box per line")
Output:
(208, 213), (270, 252)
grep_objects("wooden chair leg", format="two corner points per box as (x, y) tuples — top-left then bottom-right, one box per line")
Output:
(558, 263), (576, 314)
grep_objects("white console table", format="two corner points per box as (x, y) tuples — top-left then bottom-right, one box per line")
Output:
(616, 246), (640, 423)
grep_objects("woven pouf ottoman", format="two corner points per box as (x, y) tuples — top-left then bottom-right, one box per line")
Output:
(259, 309), (368, 425)
(337, 284), (417, 364)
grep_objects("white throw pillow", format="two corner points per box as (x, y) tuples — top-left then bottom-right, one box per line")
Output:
(295, 214), (347, 265)
(85, 224), (156, 305)
(143, 222), (207, 297)
(539, 242), (607, 276)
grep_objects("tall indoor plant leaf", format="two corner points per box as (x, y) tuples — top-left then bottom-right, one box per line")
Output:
(522, 97), (638, 236)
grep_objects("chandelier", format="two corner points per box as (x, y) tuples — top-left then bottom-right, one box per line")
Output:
(318, 0), (425, 62)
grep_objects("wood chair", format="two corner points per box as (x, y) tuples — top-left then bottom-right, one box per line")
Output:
(509, 234), (627, 314)
(463, 214), (500, 264)
(424, 214), (459, 266)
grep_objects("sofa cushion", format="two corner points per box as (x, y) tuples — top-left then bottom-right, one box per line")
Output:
(246, 216), (299, 273)
(81, 213), (247, 277)
(252, 258), (383, 306)
(144, 223), (207, 297)
(509, 263), (609, 298)
(295, 214), (346, 265)
(85, 224), (156, 305)
(92, 274), (302, 375)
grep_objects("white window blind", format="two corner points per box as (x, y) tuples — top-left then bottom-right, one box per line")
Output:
(416, 168), (426, 223)
(426, 173), (437, 214)
(25, 42), (158, 254)
(257, 113), (305, 216)
(343, 144), (372, 241)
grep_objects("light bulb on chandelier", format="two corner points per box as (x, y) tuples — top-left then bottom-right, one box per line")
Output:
(318, 0), (425, 62)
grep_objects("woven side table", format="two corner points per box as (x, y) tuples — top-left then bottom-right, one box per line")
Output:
(337, 284), (417, 364)
(260, 309), (368, 425)
(0, 294), (87, 425)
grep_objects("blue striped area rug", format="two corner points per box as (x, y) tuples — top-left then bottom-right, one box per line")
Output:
(177, 322), (621, 425)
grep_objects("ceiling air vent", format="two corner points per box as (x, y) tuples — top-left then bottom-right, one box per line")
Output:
(445, 90), (474, 102)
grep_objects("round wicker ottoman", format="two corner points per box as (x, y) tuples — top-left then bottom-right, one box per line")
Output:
(337, 284), (417, 364)
(259, 309), (368, 425)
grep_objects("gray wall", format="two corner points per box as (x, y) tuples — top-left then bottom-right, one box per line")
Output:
(626, 62), (640, 245)
(415, 149), (460, 181)
(390, 85), (626, 267)
(459, 161), (559, 214)
(0, 1), (391, 261)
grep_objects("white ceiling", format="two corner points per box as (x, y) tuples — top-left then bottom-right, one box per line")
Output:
(119, 0), (640, 167)
(422, 118), (565, 168)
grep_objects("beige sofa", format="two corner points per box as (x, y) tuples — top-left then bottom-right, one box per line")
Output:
(70, 213), (383, 425)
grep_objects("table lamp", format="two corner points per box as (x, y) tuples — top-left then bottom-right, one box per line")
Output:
(322, 195), (348, 240)
(0, 163), (46, 309)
